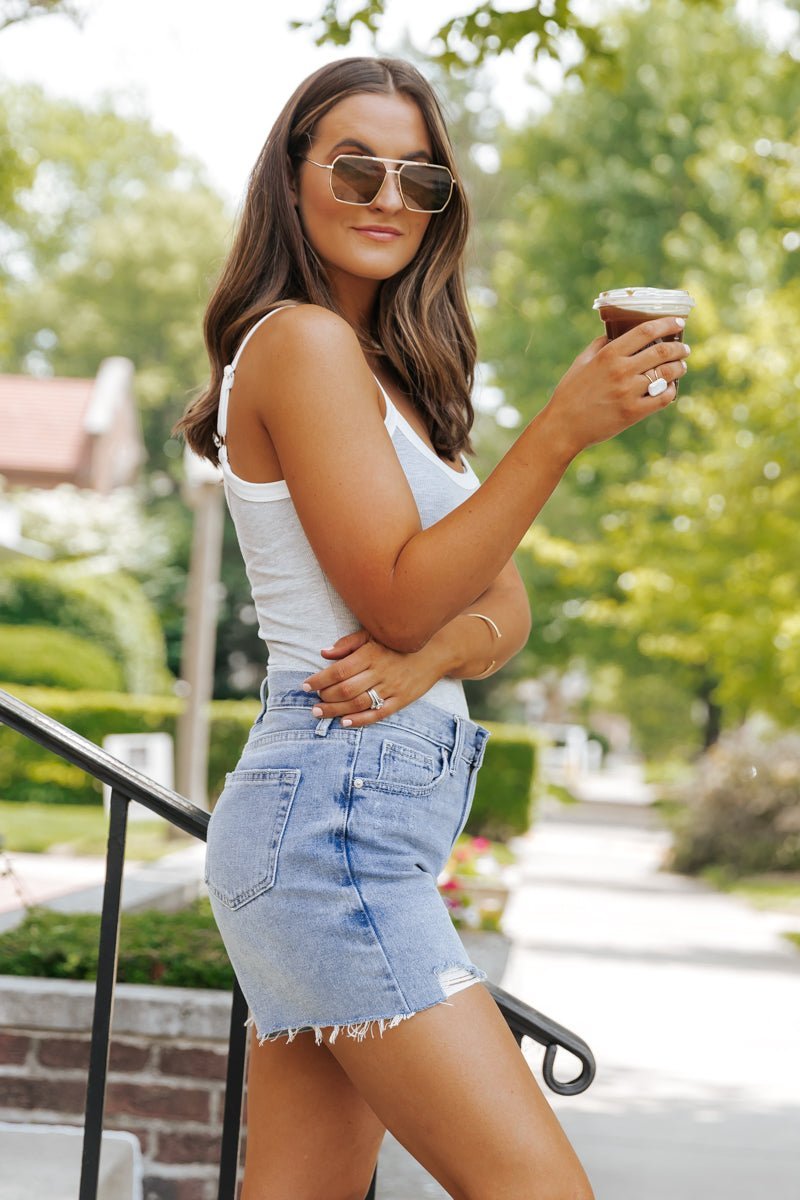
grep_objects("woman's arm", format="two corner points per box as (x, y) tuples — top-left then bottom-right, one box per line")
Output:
(238, 303), (689, 654)
(422, 555), (531, 682)
(302, 557), (531, 726)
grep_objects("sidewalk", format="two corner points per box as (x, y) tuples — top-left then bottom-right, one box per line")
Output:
(497, 785), (800, 1200)
(2, 777), (799, 1198)
(0, 839), (206, 933)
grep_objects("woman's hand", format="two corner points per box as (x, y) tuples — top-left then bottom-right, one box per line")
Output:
(546, 316), (691, 459)
(301, 629), (441, 727)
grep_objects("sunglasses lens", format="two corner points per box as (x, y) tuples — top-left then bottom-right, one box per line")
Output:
(399, 163), (453, 212)
(330, 156), (386, 204)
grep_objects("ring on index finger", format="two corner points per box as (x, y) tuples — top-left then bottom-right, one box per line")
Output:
(644, 368), (668, 398)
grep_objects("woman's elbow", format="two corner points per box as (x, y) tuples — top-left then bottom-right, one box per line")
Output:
(362, 612), (430, 655)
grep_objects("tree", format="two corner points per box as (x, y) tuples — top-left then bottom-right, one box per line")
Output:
(0, 85), (259, 696)
(0, 83), (231, 467)
(0, 0), (83, 34)
(297, 0), (729, 74)
(577, 280), (800, 731)
(477, 1), (800, 747)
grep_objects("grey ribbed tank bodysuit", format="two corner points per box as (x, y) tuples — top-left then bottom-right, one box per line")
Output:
(215, 304), (481, 718)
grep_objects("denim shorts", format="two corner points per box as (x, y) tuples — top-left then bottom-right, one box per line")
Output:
(204, 669), (492, 1047)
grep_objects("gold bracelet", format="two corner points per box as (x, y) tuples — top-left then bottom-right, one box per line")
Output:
(463, 611), (502, 679)
(464, 612), (502, 641)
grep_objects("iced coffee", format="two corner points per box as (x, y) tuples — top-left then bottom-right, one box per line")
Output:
(593, 286), (695, 342)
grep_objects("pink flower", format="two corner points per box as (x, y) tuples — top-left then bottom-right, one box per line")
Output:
(472, 837), (491, 851)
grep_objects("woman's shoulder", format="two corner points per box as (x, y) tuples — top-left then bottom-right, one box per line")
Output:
(236, 303), (374, 396)
(259, 301), (355, 344)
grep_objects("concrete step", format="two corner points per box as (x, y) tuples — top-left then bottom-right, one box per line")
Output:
(0, 1121), (142, 1199)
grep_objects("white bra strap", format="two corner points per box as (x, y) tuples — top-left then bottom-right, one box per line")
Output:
(215, 303), (297, 446)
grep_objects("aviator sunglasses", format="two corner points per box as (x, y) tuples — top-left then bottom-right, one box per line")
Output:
(302, 153), (456, 214)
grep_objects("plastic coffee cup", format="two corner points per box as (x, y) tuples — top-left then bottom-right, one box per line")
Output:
(592, 286), (695, 339)
(593, 286), (695, 394)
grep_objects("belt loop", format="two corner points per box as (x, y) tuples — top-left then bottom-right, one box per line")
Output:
(257, 674), (269, 721)
(449, 715), (464, 774)
(474, 726), (490, 769)
(315, 716), (334, 737)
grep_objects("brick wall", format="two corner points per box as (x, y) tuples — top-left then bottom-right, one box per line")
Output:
(0, 975), (248, 1200)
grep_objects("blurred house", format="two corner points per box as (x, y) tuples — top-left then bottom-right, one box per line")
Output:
(0, 357), (144, 494)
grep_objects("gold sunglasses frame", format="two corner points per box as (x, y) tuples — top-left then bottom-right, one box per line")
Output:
(302, 153), (456, 214)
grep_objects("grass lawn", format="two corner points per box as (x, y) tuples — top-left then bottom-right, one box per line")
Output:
(0, 801), (195, 861)
(699, 865), (800, 915)
(644, 758), (695, 787)
(698, 864), (800, 953)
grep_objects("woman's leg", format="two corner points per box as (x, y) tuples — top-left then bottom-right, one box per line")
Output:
(324, 982), (595, 1200)
(241, 1025), (386, 1200)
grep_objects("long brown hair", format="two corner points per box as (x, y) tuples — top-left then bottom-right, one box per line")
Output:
(173, 56), (476, 466)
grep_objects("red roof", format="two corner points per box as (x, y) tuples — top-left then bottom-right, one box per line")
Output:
(0, 374), (94, 475)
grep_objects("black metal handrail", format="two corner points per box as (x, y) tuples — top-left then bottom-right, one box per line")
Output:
(0, 686), (595, 1199)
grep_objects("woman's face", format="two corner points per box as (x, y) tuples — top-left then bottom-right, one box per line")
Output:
(293, 91), (436, 301)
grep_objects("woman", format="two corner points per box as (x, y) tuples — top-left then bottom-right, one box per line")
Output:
(174, 55), (688, 1200)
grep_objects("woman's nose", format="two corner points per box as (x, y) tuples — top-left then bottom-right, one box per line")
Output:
(370, 167), (404, 213)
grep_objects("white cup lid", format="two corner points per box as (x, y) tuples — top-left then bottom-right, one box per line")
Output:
(593, 287), (695, 314)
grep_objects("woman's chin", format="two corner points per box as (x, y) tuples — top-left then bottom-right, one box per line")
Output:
(327, 255), (412, 284)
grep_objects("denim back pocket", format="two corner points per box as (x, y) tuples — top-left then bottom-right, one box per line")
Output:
(204, 767), (301, 910)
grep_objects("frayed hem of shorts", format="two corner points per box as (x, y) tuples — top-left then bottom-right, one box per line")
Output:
(244, 964), (487, 1048)
(244, 1006), (438, 1047)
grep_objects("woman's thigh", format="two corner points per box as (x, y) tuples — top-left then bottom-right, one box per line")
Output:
(324, 982), (595, 1200)
(241, 1026), (386, 1200)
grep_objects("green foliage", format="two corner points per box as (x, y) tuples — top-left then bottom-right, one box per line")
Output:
(475, 1), (800, 750)
(0, 624), (124, 691)
(0, 798), (180, 856)
(0, 898), (234, 989)
(464, 722), (541, 840)
(0, 81), (230, 470)
(0, 81), (275, 700)
(574, 282), (800, 728)
(591, 663), (702, 761)
(295, 0), (722, 74)
(668, 732), (800, 877)
(0, 559), (172, 694)
(0, 683), (258, 805)
(0, 683), (538, 845)
(205, 696), (268, 803)
(0, 2), (83, 34)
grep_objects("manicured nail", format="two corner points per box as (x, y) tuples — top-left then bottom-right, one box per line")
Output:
(312, 706), (323, 717)
(322, 646), (335, 653)
(675, 317), (686, 328)
(342, 718), (353, 727)
(302, 683), (312, 692)
(682, 343), (691, 354)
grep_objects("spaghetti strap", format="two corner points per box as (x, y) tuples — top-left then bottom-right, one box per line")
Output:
(215, 303), (297, 446)
(373, 375), (398, 428)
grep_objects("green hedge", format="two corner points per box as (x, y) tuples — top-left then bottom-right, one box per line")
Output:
(0, 900), (233, 990)
(0, 625), (124, 691)
(465, 721), (541, 840)
(0, 559), (172, 694)
(0, 683), (258, 806)
(0, 683), (540, 838)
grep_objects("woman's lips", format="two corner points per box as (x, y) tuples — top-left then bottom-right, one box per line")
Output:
(353, 226), (403, 241)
